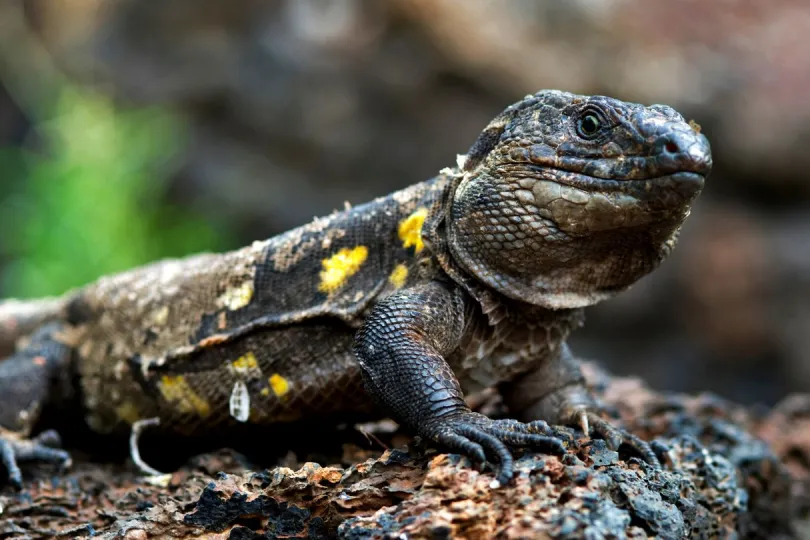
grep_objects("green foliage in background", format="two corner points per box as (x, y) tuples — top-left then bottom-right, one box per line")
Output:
(0, 88), (232, 298)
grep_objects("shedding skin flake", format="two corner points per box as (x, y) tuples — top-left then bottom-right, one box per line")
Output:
(229, 381), (251, 422)
(318, 246), (369, 293)
(398, 208), (428, 253)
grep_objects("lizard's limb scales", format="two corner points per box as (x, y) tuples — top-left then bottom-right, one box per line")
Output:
(355, 282), (568, 484)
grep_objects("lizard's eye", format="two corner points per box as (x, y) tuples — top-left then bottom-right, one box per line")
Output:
(575, 109), (606, 140)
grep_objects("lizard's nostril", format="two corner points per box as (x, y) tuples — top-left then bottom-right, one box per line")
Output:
(654, 128), (712, 176)
(655, 134), (685, 156)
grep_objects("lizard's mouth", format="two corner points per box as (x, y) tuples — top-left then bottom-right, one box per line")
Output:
(498, 164), (707, 234)
(507, 163), (706, 205)
(545, 168), (706, 199)
(504, 129), (712, 203)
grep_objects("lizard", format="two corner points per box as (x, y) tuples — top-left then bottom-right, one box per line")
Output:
(0, 90), (711, 488)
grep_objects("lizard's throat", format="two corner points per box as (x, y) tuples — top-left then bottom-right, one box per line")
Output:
(446, 175), (688, 309)
(449, 226), (681, 310)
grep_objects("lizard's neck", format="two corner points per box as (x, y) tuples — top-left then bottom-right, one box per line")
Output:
(423, 174), (579, 328)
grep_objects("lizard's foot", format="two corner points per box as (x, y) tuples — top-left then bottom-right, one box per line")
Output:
(573, 410), (660, 468)
(0, 429), (71, 489)
(424, 412), (567, 485)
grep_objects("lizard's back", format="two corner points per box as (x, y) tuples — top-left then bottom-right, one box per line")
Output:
(68, 177), (450, 434)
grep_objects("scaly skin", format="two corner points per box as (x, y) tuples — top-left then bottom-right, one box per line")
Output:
(0, 90), (711, 488)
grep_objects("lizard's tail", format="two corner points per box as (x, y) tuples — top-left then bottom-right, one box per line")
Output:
(0, 297), (66, 357)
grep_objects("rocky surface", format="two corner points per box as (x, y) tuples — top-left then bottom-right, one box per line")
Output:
(0, 364), (806, 539)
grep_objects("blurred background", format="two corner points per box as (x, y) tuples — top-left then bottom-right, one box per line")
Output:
(0, 0), (807, 406)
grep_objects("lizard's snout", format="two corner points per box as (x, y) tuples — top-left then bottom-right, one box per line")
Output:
(652, 127), (712, 177)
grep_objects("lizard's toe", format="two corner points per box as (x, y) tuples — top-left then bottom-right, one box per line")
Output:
(454, 423), (515, 485)
(486, 419), (567, 454)
(426, 412), (569, 485)
(0, 438), (22, 489)
(435, 431), (487, 465)
(586, 413), (660, 468)
(650, 440), (673, 466)
(0, 430), (71, 490)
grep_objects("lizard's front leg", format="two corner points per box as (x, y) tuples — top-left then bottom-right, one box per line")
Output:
(500, 342), (660, 467)
(354, 281), (565, 484)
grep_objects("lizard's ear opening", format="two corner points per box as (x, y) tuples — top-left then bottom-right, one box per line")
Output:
(462, 122), (507, 172)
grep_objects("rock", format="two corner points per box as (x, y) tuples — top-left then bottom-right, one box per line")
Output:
(1, 0), (809, 401)
(1, 364), (805, 538)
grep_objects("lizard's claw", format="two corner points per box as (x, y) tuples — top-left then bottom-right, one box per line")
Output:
(578, 410), (590, 436)
(0, 429), (71, 490)
(580, 411), (660, 468)
(424, 412), (567, 485)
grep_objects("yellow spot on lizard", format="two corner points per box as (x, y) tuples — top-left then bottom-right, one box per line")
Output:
(260, 387), (270, 397)
(218, 281), (254, 311)
(158, 375), (211, 417)
(268, 373), (290, 398)
(398, 208), (428, 253)
(318, 246), (369, 293)
(389, 263), (409, 288)
(231, 352), (259, 373)
(149, 306), (170, 326)
(114, 401), (142, 425)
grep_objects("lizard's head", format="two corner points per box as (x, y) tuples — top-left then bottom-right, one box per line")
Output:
(447, 90), (712, 309)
